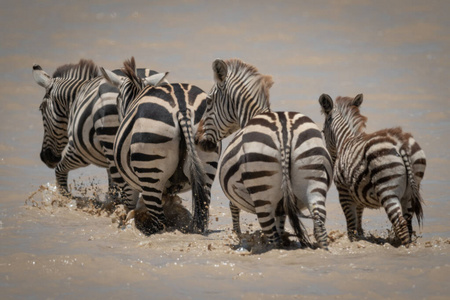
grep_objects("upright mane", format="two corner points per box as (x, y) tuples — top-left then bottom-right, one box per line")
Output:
(335, 96), (367, 134)
(225, 58), (273, 109)
(53, 59), (99, 80)
(122, 57), (142, 88)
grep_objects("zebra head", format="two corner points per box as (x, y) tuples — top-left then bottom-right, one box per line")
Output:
(33, 60), (99, 168)
(101, 57), (168, 120)
(33, 64), (61, 168)
(195, 58), (273, 152)
(319, 93), (365, 163)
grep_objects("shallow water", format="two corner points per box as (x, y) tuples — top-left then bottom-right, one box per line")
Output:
(1, 1), (450, 299)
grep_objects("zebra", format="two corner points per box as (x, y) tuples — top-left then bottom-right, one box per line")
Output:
(318, 93), (426, 246)
(101, 57), (221, 236)
(32, 59), (166, 206)
(195, 58), (332, 249)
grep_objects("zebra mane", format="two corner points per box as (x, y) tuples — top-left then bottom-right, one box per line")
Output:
(225, 58), (273, 109)
(52, 59), (99, 80)
(122, 57), (142, 89)
(335, 96), (368, 134)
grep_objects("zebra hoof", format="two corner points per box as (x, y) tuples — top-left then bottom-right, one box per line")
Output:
(316, 238), (329, 250)
(58, 188), (73, 199)
(134, 211), (165, 236)
(190, 221), (208, 235)
(347, 231), (358, 242)
(401, 238), (412, 248)
(319, 243), (329, 251)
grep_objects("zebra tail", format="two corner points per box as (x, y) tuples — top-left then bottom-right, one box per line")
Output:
(400, 148), (424, 227)
(281, 131), (311, 248)
(176, 110), (209, 233)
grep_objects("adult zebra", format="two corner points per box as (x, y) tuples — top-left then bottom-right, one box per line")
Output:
(195, 59), (332, 249)
(101, 58), (221, 235)
(318, 94), (426, 246)
(32, 59), (165, 207)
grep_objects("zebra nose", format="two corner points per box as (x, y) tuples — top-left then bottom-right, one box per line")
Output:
(194, 127), (204, 145)
(197, 138), (218, 152)
(40, 149), (61, 168)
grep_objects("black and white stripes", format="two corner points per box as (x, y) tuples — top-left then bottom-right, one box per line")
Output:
(196, 59), (332, 249)
(319, 93), (426, 246)
(104, 57), (220, 236)
(32, 59), (160, 206)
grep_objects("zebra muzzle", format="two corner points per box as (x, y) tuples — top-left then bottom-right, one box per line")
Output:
(195, 136), (218, 152)
(40, 149), (61, 168)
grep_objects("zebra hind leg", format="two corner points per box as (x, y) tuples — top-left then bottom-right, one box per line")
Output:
(276, 215), (291, 247)
(338, 190), (359, 242)
(402, 196), (415, 239)
(382, 196), (411, 246)
(134, 191), (166, 236)
(106, 169), (120, 203)
(356, 206), (364, 237)
(312, 208), (328, 250)
(255, 207), (281, 247)
(229, 201), (241, 236)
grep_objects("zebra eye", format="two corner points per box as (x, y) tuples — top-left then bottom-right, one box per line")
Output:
(206, 97), (213, 105)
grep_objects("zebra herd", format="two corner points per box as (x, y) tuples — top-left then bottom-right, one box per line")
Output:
(32, 57), (426, 249)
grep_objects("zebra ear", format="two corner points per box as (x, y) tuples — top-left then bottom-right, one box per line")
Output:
(101, 67), (122, 88)
(319, 94), (333, 114)
(212, 59), (227, 84)
(143, 72), (169, 87)
(353, 94), (363, 107)
(32, 64), (52, 89)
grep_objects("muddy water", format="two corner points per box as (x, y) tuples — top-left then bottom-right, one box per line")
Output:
(2, 180), (450, 299)
(1, 1), (450, 299)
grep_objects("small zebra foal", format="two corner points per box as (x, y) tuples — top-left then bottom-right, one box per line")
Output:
(196, 59), (332, 249)
(319, 94), (426, 246)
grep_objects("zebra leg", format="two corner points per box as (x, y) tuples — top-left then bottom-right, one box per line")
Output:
(254, 204), (281, 246)
(229, 201), (241, 235)
(106, 169), (120, 203)
(337, 188), (358, 242)
(311, 206), (328, 250)
(276, 215), (291, 247)
(55, 168), (71, 197)
(195, 143), (220, 234)
(134, 189), (166, 236)
(54, 148), (89, 198)
(401, 196), (414, 238)
(120, 184), (140, 210)
(110, 174), (139, 210)
(106, 164), (139, 210)
(276, 215), (286, 235)
(356, 206), (364, 237)
(382, 196), (411, 246)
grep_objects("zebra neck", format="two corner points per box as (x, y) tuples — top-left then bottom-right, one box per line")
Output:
(121, 85), (142, 115)
(65, 81), (85, 112)
(237, 97), (270, 128)
(336, 128), (364, 151)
